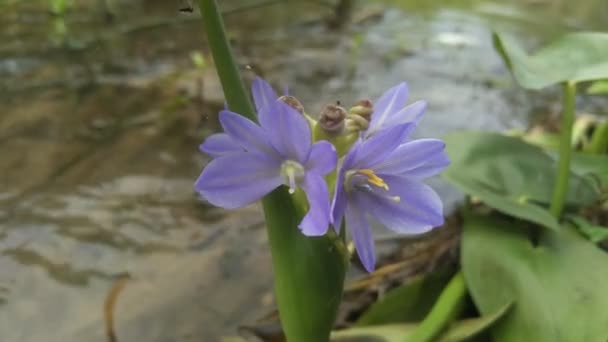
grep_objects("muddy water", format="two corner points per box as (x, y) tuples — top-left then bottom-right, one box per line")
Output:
(0, 0), (606, 341)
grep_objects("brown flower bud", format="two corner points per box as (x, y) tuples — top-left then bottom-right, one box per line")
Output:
(348, 99), (373, 120)
(319, 104), (347, 134)
(279, 95), (305, 115)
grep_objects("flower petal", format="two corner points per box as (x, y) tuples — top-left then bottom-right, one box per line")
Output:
(352, 123), (415, 169)
(358, 176), (444, 234)
(367, 82), (409, 136)
(382, 100), (427, 129)
(299, 172), (331, 236)
(330, 172), (347, 232)
(376, 139), (449, 179)
(199, 133), (243, 157)
(305, 141), (337, 176)
(195, 152), (282, 209)
(346, 200), (376, 272)
(266, 101), (312, 162)
(251, 77), (278, 129)
(219, 110), (275, 155)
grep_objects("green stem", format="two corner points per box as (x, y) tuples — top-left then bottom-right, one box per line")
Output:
(198, 2), (346, 341)
(407, 272), (467, 342)
(198, 0), (255, 120)
(549, 81), (577, 218)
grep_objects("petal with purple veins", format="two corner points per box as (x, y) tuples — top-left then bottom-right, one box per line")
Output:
(359, 176), (444, 234)
(375, 139), (449, 179)
(251, 77), (278, 129)
(199, 133), (243, 157)
(330, 172), (348, 232)
(346, 200), (375, 272)
(352, 123), (415, 169)
(219, 110), (276, 155)
(195, 152), (282, 209)
(382, 100), (427, 129)
(266, 101), (312, 162)
(306, 141), (337, 176)
(367, 83), (409, 136)
(299, 172), (331, 236)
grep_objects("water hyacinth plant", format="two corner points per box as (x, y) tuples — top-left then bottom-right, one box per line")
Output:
(196, 1), (608, 341)
(197, 76), (450, 271)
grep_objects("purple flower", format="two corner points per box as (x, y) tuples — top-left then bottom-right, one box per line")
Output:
(331, 123), (449, 272)
(364, 83), (427, 138)
(195, 79), (337, 236)
(199, 77), (280, 157)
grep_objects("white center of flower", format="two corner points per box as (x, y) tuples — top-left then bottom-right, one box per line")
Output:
(280, 160), (305, 194)
(344, 169), (400, 202)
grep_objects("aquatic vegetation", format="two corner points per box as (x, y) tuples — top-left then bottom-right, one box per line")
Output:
(196, 1), (608, 341)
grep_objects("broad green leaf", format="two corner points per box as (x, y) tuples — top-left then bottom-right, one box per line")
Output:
(493, 32), (608, 89)
(568, 215), (608, 244)
(443, 132), (598, 229)
(461, 213), (608, 342)
(356, 272), (452, 326)
(569, 152), (608, 189)
(438, 302), (512, 342)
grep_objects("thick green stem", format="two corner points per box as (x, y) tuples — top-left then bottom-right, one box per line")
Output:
(407, 272), (467, 342)
(550, 81), (577, 218)
(198, 2), (346, 341)
(198, 0), (255, 120)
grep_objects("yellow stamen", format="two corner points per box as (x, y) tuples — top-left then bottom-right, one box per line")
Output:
(358, 169), (389, 190)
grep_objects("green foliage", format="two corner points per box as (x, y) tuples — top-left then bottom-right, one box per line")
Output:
(443, 132), (599, 229)
(331, 303), (511, 342)
(461, 213), (608, 342)
(493, 32), (608, 89)
(568, 215), (608, 244)
(356, 272), (452, 326)
(587, 80), (608, 95)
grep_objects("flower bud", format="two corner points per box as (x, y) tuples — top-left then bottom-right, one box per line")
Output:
(279, 95), (305, 115)
(348, 99), (373, 120)
(318, 104), (347, 134)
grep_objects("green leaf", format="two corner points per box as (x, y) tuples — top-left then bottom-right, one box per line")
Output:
(332, 304), (511, 342)
(461, 213), (608, 342)
(568, 215), (608, 244)
(438, 302), (513, 342)
(493, 31), (608, 89)
(356, 272), (452, 326)
(569, 152), (608, 189)
(443, 132), (598, 229)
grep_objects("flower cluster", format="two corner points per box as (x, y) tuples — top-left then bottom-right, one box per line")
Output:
(195, 78), (449, 271)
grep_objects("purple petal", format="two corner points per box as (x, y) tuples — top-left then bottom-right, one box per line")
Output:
(330, 173), (347, 232)
(219, 110), (275, 155)
(305, 141), (337, 176)
(266, 101), (312, 162)
(352, 123), (415, 169)
(251, 77), (278, 129)
(376, 139), (449, 179)
(346, 201), (375, 272)
(382, 100), (427, 129)
(299, 173), (331, 236)
(199, 133), (243, 157)
(367, 83), (409, 136)
(358, 176), (444, 234)
(195, 152), (282, 209)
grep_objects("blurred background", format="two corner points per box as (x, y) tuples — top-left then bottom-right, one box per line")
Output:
(1, 0), (607, 341)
